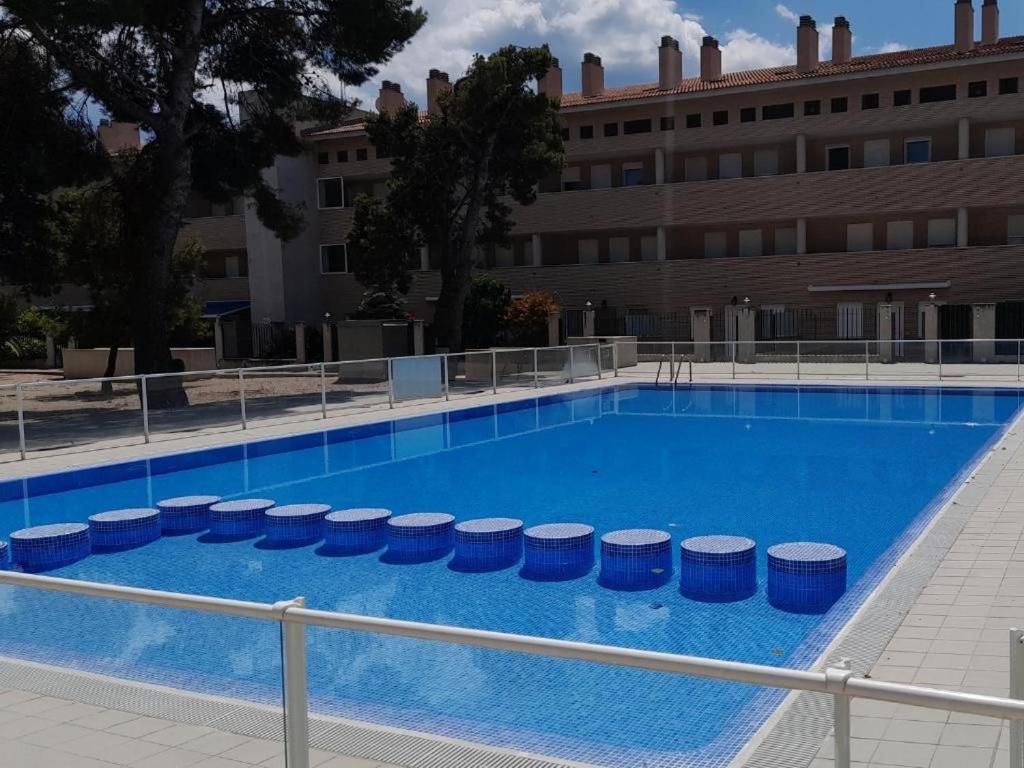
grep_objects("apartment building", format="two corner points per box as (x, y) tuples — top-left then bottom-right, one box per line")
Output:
(187, 0), (1024, 350)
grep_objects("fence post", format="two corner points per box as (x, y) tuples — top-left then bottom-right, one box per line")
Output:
(320, 363), (327, 419)
(387, 358), (395, 409)
(938, 341), (943, 381)
(1010, 628), (1024, 768)
(443, 355), (451, 401)
(612, 343), (619, 378)
(864, 340), (870, 381)
(16, 384), (26, 460)
(595, 344), (602, 380)
(670, 342), (676, 383)
(239, 369), (247, 430)
(796, 341), (801, 381)
(731, 341), (736, 380)
(1018, 341), (1021, 384)
(569, 346), (576, 383)
(826, 659), (853, 768)
(533, 348), (539, 389)
(141, 376), (150, 443)
(491, 350), (498, 395)
(276, 598), (310, 768)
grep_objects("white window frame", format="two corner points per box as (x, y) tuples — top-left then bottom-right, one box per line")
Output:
(904, 137), (932, 164)
(826, 143), (851, 171)
(317, 177), (345, 209)
(1009, 215), (1024, 245)
(719, 153), (743, 179)
(319, 243), (348, 274)
(863, 138), (891, 168)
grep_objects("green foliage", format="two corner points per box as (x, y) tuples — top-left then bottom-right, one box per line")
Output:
(348, 195), (418, 315)
(0, 296), (66, 361)
(354, 44), (563, 350)
(505, 291), (559, 347)
(462, 276), (510, 349)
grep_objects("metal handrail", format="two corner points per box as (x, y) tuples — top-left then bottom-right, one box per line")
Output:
(0, 568), (1021, 768)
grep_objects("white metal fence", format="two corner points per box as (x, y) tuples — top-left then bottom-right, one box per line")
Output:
(0, 569), (1021, 768)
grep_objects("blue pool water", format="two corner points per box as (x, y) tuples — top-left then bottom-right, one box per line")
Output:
(0, 384), (1020, 767)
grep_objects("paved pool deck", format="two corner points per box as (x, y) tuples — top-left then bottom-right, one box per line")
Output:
(0, 373), (1023, 768)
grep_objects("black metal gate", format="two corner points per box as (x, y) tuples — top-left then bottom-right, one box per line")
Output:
(939, 304), (972, 361)
(996, 302), (1024, 356)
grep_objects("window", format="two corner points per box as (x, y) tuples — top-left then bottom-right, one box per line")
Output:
(659, 116), (675, 131)
(827, 145), (850, 171)
(718, 153), (742, 179)
(578, 239), (599, 264)
(337, 150), (348, 163)
(803, 99), (821, 116)
(893, 89), (912, 107)
(919, 84), (956, 103)
(317, 152), (329, 165)
(968, 80), (988, 98)
(317, 177), (344, 208)
(590, 164), (612, 189)
(622, 162), (645, 186)
(355, 148), (367, 161)
(713, 110), (729, 126)
(753, 149), (779, 177)
(760, 305), (796, 338)
(904, 138), (931, 164)
(837, 303), (864, 339)
(1000, 77), (1020, 95)
(640, 235), (658, 261)
(846, 223), (874, 252)
(609, 237), (630, 263)
(985, 127), (1016, 157)
(603, 122), (618, 137)
(762, 103), (795, 120)
(861, 93), (880, 110)
(561, 166), (583, 192)
(579, 125), (594, 139)
(623, 119), (652, 135)
(686, 113), (702, 129)
(887, 221), (914, 250)
(738, 229), (762, 258)
(494, 245), (514, 268)
(1009, 215), (1024, 245)
(560, 128), (570, 140)
(704, 232), (727, 259)
(320, 244), (347, 273)
(740, 107), (756, 123)
(864, 139), (891, 168)
(927, 218), (957, 247)
(775, 227), (797, 255)
(203, 249), (249, 279)
(684, 156), (708, 182)
(830, 97), (848, 113)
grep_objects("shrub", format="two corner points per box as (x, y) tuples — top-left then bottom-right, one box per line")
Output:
(505, 291), (559, 347)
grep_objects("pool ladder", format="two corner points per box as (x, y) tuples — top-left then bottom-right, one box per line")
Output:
(655, 356), (692, 385)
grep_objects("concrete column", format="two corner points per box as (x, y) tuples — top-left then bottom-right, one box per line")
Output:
(44, 335), (56, 368)
(656, 226), (667, 261)
(67, 336), (78, 350)
(419, 246), (429, 271)
(877, 303), (893, 363)
(322, 322), (335, 363)
(796, 218), (808, 255)
(796, 134), (807, 173)
(922, 303), (940, 363)
(547, 310), (560, 347)
(214, 319), (225, 364)
(655, 148), (666, 184)
(973, 303), (996, 362)
(957, 207), (969, 247)
(583, 309), (596, 337)
(736, 306), (756, 363)
(531, 234), (543, 267)
(958, 117), (971, 160)
(294, 322), (306, 363)
(691, 307), (712, 362)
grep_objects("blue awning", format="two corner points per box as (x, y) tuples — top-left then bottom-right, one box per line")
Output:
(202, 300), (250, 318)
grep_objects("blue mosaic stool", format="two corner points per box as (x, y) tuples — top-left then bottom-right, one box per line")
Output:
(88, 508), (161, 551)
(10, 523), (91, 571)
(451, 518), (523, 572)
(384, 513), (455, 564)
(0, 540), (8, 569)
(209, 499), (275, 539)
(680, 535), (757, 602)
(264, 504), (331, 546)
(521, 523), (595, 581)
(767, 542), (847, 614)
(599, 529), (672, 590)
(323, 508), (392, 554)
(157, 495), (221, 534)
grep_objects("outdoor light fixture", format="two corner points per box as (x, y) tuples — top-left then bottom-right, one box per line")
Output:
(743, 296), (751, 305)
(928, 292), (936, 301)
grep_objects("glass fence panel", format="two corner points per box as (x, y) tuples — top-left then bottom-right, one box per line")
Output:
(535, 347), (571, 386)
(494, 348), (536, 391)
(391, 355), (446, 404)
(146, 370), (243, 439)
(735, 341), (799, 380)
(570, 345), (601, 381)
(690, 343), (737, 379)
(939, 340), (1021, 382)
(867, 338), (934, 381)
(794, 341), (871, 380)
(599, 344), (615, 375)
(0, 386), (21, 461)
(621, 342), (670, 380)
(447, 352), (496, 399)
(21, 377), (144, 454)
(325, 359), (390, 413)
(242, 363), (324, 424)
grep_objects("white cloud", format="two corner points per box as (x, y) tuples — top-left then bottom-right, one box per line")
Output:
(774, 4), (800, 25)
(341, 0), (803, 110)
(876, 42), (909, 53)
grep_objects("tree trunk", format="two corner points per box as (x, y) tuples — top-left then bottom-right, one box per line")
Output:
(99, 343), (119, 396)
(433, 251), (472, 352)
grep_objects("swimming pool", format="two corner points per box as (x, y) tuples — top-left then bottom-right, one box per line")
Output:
(0, 384), (1020, 767)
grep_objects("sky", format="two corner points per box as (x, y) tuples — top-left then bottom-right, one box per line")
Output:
(342, 0), (1024, 109)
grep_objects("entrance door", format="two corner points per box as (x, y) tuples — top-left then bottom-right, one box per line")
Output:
(877, 302), (905, 357)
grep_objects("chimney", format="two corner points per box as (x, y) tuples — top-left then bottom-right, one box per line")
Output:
(955, 0), (974, 52)
(982, 0), (999, 45)
(97, 120), (142, 154)
(375, 81), (406, 116)
(700, 36), (722, 82)
(832, 17), (852, 64)
(658, 36), (683, 90)
(797, 15), (819, 73)
(426, 69), (451, 116)
(581, 52), (604, 98)
(538, 57), (563, 101)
